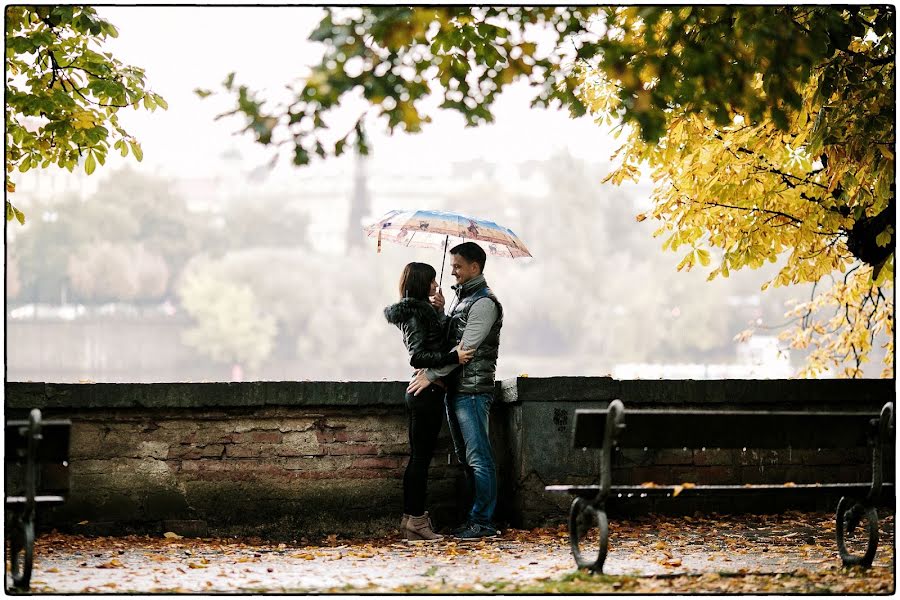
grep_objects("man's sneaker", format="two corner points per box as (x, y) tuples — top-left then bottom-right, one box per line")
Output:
(453, 522), (499, 540)
(451, 520), (473, 536)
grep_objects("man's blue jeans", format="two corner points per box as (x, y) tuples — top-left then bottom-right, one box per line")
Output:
(446, 392), (497, 526)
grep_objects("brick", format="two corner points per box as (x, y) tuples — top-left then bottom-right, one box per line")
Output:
(335, 431), (370, 443)
(247, 431), (283, 444)
(281, 456), (354, 471)
(378, 443), (409, 455)
(168, 446), (203, 460)
(351, 457), (403, 469)
(275, 419), (317, 433)
(135, 441), (169, 459)
(325, 444), (378, 456)
(276, 431), (323, 457)
(316, 430), (336, 444)
(225, 444), (277, 458)
(201, 444), (225, 458)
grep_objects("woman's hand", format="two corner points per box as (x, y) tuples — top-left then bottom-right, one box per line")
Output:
(430, 288), (445, 312)
(457, 345), (475, 364)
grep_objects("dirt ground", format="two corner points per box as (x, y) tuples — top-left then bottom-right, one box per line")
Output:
(14, 510), (895, 594)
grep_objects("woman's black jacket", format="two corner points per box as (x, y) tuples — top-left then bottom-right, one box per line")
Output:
(384, 298), (458, 368)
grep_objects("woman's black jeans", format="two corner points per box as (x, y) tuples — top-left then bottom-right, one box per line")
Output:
(403, 384), (445, 516)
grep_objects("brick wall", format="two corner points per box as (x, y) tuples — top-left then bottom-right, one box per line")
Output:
(46, 406), (470, 538)
(6, 378), (893, 538)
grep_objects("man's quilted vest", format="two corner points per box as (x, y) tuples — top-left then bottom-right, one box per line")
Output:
(447, 281), (503, 395)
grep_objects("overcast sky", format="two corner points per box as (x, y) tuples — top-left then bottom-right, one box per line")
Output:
(96, 6), (622, 178)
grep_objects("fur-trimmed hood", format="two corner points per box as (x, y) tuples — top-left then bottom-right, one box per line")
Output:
(384, 297), (440, 326)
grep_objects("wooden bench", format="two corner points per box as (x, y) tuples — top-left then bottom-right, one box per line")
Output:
(5, 409), (71, 590)
(546, 399), (895, 573)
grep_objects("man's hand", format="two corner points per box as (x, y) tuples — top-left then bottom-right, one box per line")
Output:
(407, 369), (432, 396)
(430, 288), (445, 312)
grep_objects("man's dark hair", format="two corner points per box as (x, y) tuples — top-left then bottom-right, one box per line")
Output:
(451, 242), (487, 273)
(399, 262), (436, 300)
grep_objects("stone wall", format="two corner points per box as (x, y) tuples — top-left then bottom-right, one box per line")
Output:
(5, 378), (894, 539)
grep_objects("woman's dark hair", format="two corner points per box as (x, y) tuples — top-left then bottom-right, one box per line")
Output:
(398, 262), (436, 300)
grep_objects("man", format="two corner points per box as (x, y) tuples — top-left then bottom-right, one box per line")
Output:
(407, 242), (503, 540)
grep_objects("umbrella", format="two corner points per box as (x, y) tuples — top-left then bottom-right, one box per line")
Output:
(363, 209), (532, 285)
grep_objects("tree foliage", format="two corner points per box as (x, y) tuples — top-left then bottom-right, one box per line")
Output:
(177, 269), (277, 371)
(5, 6), (166, 223)
(67, 241), (169, 303)
(210, 6), (894, 377)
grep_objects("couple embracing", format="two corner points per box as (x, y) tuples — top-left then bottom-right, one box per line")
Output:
(383, 242), (502, 541)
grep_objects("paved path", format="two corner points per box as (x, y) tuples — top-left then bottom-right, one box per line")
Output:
(19, 511), (895, 593)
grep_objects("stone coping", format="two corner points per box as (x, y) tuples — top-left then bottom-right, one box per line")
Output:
(5, 377), (894, 410)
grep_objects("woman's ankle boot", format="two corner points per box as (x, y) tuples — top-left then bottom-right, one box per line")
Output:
(405, 513), (444, 542)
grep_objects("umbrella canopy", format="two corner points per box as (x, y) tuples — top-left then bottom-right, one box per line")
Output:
(363, 209), (532, 259)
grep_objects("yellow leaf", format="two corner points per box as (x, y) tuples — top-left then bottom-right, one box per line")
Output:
(188, 562), (208, 569)
(672, 485), (685, 497)
(696, 248), (711, 267)
(164, 531), (183, 539)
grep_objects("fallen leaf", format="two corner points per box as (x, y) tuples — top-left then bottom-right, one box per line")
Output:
(640, 481), (658, 488)
(96, 558), (124, 569)
(164, 532), (183, 539)
(672, 485), (684, 497)
(188, 562), (208, 569)
(664, 558), (682, 567)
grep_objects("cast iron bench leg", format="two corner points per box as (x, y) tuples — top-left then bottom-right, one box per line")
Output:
(7, 409), (41, 591)
(569, 496), (609, 572)
(834, 402), (892, 569)
(7, 514), (34, 590)
(835, 498), (879, 568)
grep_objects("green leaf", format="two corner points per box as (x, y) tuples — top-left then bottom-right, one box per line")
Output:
(84, 151), (97, 175)
(154, 94), (168, 110)
(194, 88), (213, 99)
(13, 207), (25, 225)
(129, 140), (143, 161)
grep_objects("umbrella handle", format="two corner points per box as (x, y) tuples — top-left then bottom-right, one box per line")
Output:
(439, 235), (449, 286)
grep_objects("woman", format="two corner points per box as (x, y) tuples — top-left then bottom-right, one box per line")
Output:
(384, 262), (474, 541)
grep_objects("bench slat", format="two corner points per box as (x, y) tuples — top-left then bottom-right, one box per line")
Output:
(6, 495), (66, 504)
(573, 409), (882, 450)
(546, 482), (894, 495)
